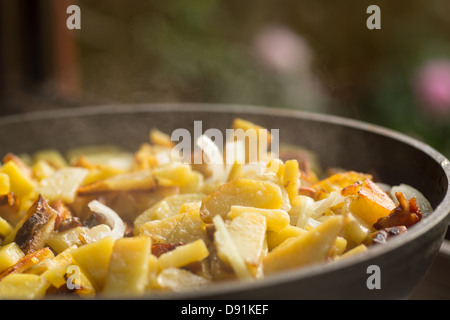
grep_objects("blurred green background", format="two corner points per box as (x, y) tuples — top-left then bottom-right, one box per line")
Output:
(1, 0), (449, 157)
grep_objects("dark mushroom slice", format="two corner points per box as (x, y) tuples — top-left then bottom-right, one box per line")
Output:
(14, 195), (58, 254)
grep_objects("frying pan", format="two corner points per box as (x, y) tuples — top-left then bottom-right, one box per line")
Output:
(0, 103), (448, 299)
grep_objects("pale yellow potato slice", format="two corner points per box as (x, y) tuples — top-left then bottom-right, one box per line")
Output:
(0, 216), (12, 238)
(229, 206), (289, 232)
(103, 236), (151, 296)
(70, 236), (115, 291)
(157, 239), (209, 271)
(0, 242), (24, 273)
(266, 225), (307, 251)
(200, 178), (284, 223)
(77, 170), (156, 196)
(218, 211), (267, 268)
(280, 159), (301, 202)
(263, 215), (345, 274)
(0, 247), (54, 281)
(137, 214), (185, 243)
(156, 268), (210, 292)
(0, 161), (36, 201)
(134, 193), (205, 230)
(37, 167), (88, 203)
(0, 273), (50, 299)
(212, 215), (253, 281)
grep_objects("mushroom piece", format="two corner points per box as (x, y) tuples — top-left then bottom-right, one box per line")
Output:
(14, 195), (58, 254)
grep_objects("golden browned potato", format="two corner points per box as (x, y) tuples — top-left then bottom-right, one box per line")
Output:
(200, 178), (284, 223)
(342, 179), (396, 226)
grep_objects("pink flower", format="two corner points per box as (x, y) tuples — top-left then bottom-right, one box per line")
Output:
(253, 25), (311, 74)
(414, 59), (450, 116)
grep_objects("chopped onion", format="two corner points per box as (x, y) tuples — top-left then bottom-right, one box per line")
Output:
(305, 217), (321, 229)
(87, 200), (126, 239)
(196, 135), (225, 182)
(295, 195), (315, 228)
(313, 191), (345, 218)
(391, 184), (433, 217)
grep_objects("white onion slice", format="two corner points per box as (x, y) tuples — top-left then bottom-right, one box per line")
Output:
(390, 184), (433, 217)
(87, 200), (126, 239)
(196, 135), (225, 182)
(313, 191), (345, 218)
(295, 195), (315, 228)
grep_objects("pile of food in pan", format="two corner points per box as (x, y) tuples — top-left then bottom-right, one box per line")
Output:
(0, 118), (432, 299)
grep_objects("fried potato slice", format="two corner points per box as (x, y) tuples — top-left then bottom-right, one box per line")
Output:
(37, 167), (89, 203)
(0, 243), (24, 274)
(0, 273), (50, 299)
(77, 171), (157, 195)
(157, 239), (209, 271)
(74, 155), (126, 185)
(342, 179), (396, 226)
(31, 160), (56, 182)
(0, 173), (10, 195)
(39, 245), (95, 297)
(166, 201), (210, 245)
(103, 236), (151, 296)
(32, 149), (68, 169)
(0, 216), (13, 238)
(0, 247), (54, 281)
(263, 215), (345, 275)
(335, 244), (368, 260)
(266, 225), (307, 251)
(46, 224), (111, 253)
(200, 178), (284, 223)
(280, 159), (301, 202)
(137, 214), (185, 244)
(40, 245), (76, 284)
(0, 160), (36, 201)
(312, 171), (372, 195)
(215, 212), (267, 273)
(229, 206), (289, 232)
(70, 236), (115, 291)
(152, 162), (203, 193)
(212, 215), (253, 280)
(134, 193), (205, 230)
(156, 268), (210, 292)
(137, 200), (209, 246)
